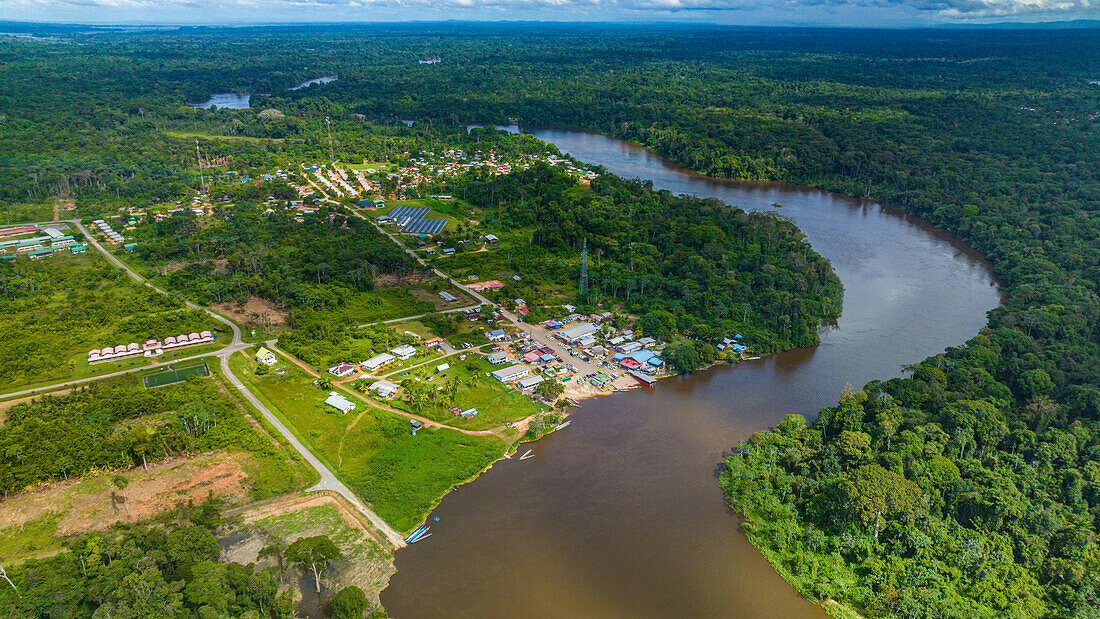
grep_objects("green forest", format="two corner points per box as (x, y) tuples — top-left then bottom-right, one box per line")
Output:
(0, 22), (1098, 618)
(445, 163), (841, 351)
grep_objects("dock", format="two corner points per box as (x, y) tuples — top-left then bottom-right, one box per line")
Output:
(628, 370), (657, 386)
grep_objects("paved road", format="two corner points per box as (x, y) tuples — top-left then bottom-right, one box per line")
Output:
(220, 351), (407, 546)
(19, 218), (408, 547)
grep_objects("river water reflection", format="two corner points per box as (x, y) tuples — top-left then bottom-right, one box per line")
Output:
(381, 128), (1001, 617)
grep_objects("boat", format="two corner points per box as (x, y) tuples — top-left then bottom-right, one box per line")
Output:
(405, 525), (430, 544)
(554, 420), (571, 431)
(519, 449), (533, 459)
(407, 527), (432, 544)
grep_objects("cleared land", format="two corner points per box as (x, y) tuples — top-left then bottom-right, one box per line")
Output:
(229, 352), (507, 531)
(222, 494), (395, 610)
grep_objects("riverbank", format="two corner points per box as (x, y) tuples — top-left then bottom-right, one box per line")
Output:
(381, 128), (999, 616)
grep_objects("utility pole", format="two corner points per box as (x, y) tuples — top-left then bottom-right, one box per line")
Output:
(195, 139), (206, 193)
(579, 237), (589, 299)
(326, 116), (334, 162)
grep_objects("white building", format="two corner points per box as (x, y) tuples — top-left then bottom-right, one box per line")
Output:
(486, 328), (507, 342)
(324, 392), (356, 414)
(362, 353), (396, 372)
(487, 351), (509, 365)
(491, 364), (529, 383)
(391, 344), (418, 360)
(370, 380), (400, 398)
(328, 362), (357, 377)
(517, 375), (544, 391)
(557, 322), (600, 344)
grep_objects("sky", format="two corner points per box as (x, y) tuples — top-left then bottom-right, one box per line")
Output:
(2, 0), (1098, 27)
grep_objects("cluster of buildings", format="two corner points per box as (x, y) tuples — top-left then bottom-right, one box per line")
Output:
(87, 330), (214, 364)
(92, 219), (124, 244)
(0, 227), (85, 261)
(327, 343), (422, 378)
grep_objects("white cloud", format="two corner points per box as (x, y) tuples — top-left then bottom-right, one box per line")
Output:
(4, 0), (1097, 23)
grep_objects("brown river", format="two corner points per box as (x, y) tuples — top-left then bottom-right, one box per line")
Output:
(380, 128), (1002, 617)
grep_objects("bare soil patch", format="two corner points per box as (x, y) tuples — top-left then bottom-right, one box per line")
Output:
(0, 451), (253, 537)
(373, 270), (435, 289)
(212, 296), (290, 326)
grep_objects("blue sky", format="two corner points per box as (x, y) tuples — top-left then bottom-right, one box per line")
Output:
(3, 0), (1098, 27)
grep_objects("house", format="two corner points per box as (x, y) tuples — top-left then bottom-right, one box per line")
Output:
(424, 337), (444, 346)
(442, 247), (456, 255)
(577, 335), (597, 348)
(439, 291), (458, 303)
(436, 363), (450, 373)
(123, 243), (138, 252)
(484, 234), (499, 245)
(638, 337), (656, 347)
(255, 347), (278, 366)
(466, 280), (504, 291)
(370, 380), (399, 398)
(517, 375), (544, 391)
(486, 328), (507, 342)
(590, 373), (613, 388)
(523, 351), (542, 364)
(487, 351), (509, 365)
(618, 341), (643, 354)
(328, 362), (357, 377)
(491, 364), (529, 383)
(391, 344), (417, 360)
(324, 391), (356, 414)
(362, 353), (396, 371)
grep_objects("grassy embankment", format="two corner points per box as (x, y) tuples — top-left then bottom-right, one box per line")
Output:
(229, 352), (506, 532)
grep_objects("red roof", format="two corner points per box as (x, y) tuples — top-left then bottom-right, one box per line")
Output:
(620, 358), (642, 370)
(0, 226), (40, 237)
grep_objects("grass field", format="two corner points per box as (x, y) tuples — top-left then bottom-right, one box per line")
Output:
(143, 362), (210, 387)
(317, 288), (435, 327)
(0, 252), (228, 392)
(392, 354), (545, 431)
(0, 202), (55, 224)
(230, 353), (506, 531)
(0, 512), (63, 560)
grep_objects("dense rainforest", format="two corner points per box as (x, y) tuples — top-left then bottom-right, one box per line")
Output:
(0, 23), (1098, 617)
(448, 163), (841, 351)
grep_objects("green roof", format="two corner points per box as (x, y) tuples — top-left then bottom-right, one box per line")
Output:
(123, 243), (139, 250)
(17, 240), (41, 247)
(28, 247), (53, 257)
(0, 255), (15, 261)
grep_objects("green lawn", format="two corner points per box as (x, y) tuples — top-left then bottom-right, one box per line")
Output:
(392, 355), (545, 431)
(230, 353), (506, 532)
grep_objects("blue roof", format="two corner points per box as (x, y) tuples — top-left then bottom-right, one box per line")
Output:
(648, 357), (665, 366)
(612, 353), (626, 361)
(540, 354), (555, 361)
(627, 350), (657, 363)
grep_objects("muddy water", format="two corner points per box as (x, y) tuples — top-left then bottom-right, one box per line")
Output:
(381, 129), (1001, 617)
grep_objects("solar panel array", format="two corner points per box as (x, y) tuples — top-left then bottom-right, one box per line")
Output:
(402, 218), (447, 234)
(386, 205), (446, 234)
(388, 206), (430, 221)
